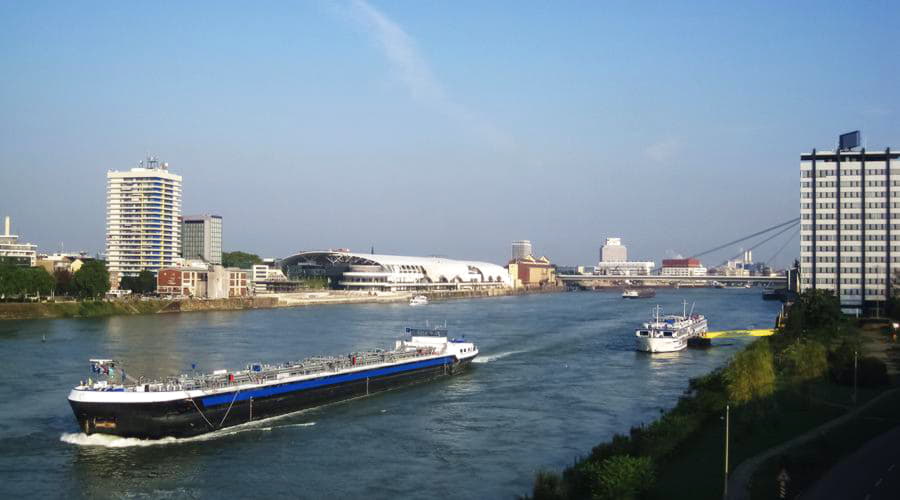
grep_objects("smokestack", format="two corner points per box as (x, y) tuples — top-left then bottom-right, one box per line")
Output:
(3, 216), (9, 236)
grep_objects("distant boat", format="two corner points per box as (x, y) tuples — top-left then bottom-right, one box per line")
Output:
(622, 289), (656, 299)
(409, 295), (429, 306)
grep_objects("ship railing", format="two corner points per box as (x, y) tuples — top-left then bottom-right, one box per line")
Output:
(128, 346), (442, 392)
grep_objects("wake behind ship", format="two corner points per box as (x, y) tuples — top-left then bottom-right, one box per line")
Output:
(68, 326), (477, 439)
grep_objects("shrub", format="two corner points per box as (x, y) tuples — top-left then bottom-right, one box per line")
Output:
(724, 339), (776, 405)
(588, 455), (655, 500)
(858, 357), (889, 387)
(780, 339), (828, 383)
(531, 470), (565, 500)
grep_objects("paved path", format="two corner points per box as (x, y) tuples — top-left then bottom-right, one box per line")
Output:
(804, 424), (900, 500)
(727, 388), (900, 500)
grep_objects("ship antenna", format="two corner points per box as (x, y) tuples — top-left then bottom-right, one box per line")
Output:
(689, 302), (695, 317)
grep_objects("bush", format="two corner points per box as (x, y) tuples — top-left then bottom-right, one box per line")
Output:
(724, 339), (776, 405)
(780, 339), (828, 383)
(858, 357), (889, 387)
(589, 455), (655, 500)
(531, 471), (566, 500)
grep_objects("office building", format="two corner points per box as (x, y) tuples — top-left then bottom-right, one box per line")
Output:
(106, 157), (182, 282)
(594, 237), (654, 276)
(512, 240), (533, 260)
(181, 214), (222, 265)
(0, 216), (37, 267)
(800, 138), (899, 310)
(600, 237), (627, 262)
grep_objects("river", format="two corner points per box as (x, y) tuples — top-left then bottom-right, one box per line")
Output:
(0, 289), (780, 499)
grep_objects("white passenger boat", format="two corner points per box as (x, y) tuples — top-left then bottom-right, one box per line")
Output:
(634, 302), (708, 353)
(409, 295), (429, 306)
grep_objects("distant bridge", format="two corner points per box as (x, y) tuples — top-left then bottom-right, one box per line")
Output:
(558, 274), (787, 287)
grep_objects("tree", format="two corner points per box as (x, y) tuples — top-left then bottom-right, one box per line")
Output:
(222, 251), (262, 269)
(72, 260), (110, 299)
(120, 270), (157, 294)
(0, 265), (54, 299)
(724, 340), (776, 405)
(54, 269), (74, 296)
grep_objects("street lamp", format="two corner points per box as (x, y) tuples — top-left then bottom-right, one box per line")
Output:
(722, 404), (730, 499)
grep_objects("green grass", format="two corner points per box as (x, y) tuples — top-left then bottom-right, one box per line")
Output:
(749, 390), (900, 499)
(648, 382), (885, 500)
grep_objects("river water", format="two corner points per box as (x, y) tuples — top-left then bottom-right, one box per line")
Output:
(0, 289), (780, 499)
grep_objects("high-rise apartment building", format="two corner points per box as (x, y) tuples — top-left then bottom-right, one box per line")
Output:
(512, 240), (533, 260)
(181, 214), (222, 265)
(106, 157), (182, 281)
(800, 140), (899, 310)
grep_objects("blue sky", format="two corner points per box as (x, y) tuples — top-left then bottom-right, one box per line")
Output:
(1, 1), (898, 267)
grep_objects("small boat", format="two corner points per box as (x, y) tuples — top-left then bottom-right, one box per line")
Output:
(409, 295), (429, 306)
(622, 289), (656, 299)
(634, 302), (708, 353)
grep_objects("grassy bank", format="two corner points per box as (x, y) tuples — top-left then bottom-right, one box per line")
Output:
(526, 290), (895, 500)
(0, 297), (278, 321)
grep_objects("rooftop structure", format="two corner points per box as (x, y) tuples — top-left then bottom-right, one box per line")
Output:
(281, 251), (511, 292)
(106, 157), (182, 281)
(181, 214), (222, 265)
(0, 216), (37, 267)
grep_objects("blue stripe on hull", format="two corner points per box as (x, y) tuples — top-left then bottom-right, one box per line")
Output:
(201, 356), (454, 408)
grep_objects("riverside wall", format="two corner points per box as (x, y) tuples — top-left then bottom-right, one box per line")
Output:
(0, 286), (564, 321)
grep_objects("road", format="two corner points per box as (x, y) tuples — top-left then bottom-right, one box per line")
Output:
(804, 424), (900, 500)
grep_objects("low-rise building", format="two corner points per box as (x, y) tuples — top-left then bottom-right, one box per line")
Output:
(508, 255), (557, 289)
(594, 261), (655, 276)
(157, 263), (249, 298)
(0, 216), (37, 267)
(661, 258), (707, 277)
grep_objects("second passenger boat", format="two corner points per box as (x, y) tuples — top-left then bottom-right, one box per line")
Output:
(634, 302), (708, 353)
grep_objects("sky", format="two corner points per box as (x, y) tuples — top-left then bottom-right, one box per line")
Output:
(1, 0), (899, 268)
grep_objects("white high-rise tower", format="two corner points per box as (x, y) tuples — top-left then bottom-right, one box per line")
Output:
(106, 157), (182, 282)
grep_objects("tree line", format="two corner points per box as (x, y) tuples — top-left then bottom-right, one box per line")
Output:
(0, 260), (111, 300)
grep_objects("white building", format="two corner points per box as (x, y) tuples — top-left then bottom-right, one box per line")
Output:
(281, 251), (512, 292)
(181, 214), (222, 265)
(106, 157), (182, 281)
(600, 237), (627, 262)
(594, 261), (655, 276)
(512, 240), (533, 260)
(0, 216), (37, 267)
(800, 144), (900, 309)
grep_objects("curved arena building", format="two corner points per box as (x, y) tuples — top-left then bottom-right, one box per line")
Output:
(280, 251), (512, 292)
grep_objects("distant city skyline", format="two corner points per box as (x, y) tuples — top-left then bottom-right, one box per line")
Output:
(1, 1), (898, 267)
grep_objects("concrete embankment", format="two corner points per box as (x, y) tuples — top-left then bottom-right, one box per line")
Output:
(0, 286), (564, 321)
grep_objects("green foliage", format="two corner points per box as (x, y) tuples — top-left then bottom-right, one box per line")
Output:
(724, 339), (776, 405)
(53, 269), (73, 296)
(778, 289), (843, 344)
(120, 270), (157, 294)
(780, 339), (828, 383)
(576, 455), (654, 500)
(72, 260), (110, 299)
(0, 265), (55, 299)
(222, 251), (262, 269)
(531, 471), (566, 500)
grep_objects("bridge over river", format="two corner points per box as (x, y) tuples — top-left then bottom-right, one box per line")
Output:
(558, 274), (787, 288)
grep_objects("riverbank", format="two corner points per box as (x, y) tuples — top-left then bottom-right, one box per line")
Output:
(526, 291), (897, 500)
(0, 286), (565, 321)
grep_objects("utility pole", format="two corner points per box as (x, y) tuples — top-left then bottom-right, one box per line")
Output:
(853, 350), (858, 405)
(723, 404), (730, 499)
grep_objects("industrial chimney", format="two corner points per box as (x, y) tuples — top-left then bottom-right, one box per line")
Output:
(3, 216), (9, 236)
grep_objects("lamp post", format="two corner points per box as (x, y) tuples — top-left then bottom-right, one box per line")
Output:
(723, 404), (730, 499)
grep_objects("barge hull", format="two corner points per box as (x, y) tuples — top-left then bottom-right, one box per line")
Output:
(69, 357), (471, 440)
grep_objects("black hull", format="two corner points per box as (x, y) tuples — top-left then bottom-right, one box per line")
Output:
(70, 357), (472, 440)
